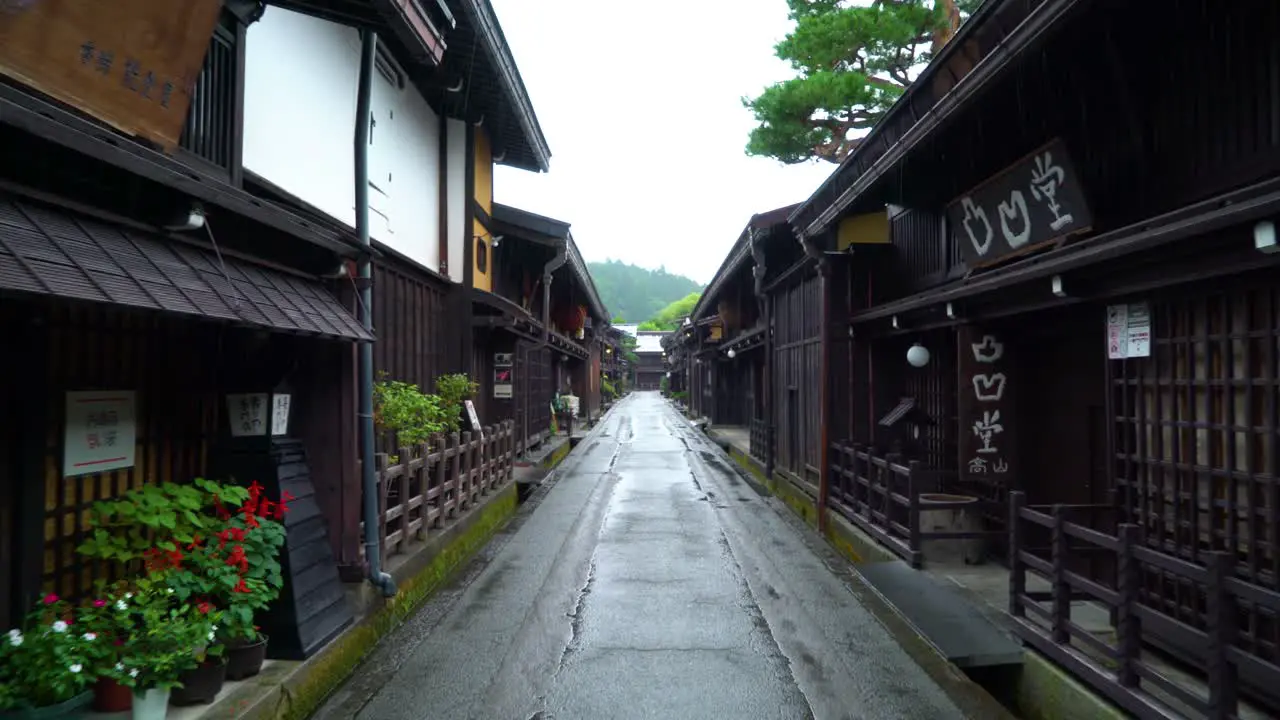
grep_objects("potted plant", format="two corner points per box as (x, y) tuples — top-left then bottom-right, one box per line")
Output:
(198, 481), (290, 681)
(0, 594), (96, 718)
(112, 579), (220, 720)
(75, 585), (134, 713)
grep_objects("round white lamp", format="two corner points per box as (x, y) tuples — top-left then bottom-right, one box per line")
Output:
(727, 348), (737, 359)
(906, 343), (930, 368)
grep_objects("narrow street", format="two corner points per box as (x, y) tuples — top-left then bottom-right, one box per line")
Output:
(314, 392), (967, 720)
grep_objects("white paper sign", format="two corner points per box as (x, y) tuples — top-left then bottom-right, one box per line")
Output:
(64, 391), (137, 477)
(464, 400), (483, 441)
(227, 393), (269, 437)
(1106, 302), (1151, 359)
(271, 394), (291, 436)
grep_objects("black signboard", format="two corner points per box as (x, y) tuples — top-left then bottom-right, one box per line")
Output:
(946, 138), (1092, 267)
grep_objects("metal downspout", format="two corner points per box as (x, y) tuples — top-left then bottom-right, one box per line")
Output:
(541, 242), (567, 348)
(356, 30), (396, 598)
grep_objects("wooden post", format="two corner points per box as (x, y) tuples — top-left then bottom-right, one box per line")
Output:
(431, 432), (445, 528)
(1008, 491), (1026, 617)
(481, 425), (491, 492)
(447, 431), (460, 517)
(1051, 504), (1070, 644)
(817, 261), (832, 533)
(1206, 551), (1238, 719)
(396, 445), (411, 553)
(1115, 524), (1141, 688)
(459, 431), (472, 510)
(907, 460), (922, 567)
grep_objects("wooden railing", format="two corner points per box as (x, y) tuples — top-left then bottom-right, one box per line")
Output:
(828, 442), (1002, 568)
(362, 420), (515, 566)
(749, 418), (770, 465)
(1009, 491), (1280, 719)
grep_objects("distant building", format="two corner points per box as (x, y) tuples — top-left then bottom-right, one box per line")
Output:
(633, 330), (669, 389)
(614, 323), (639, 337)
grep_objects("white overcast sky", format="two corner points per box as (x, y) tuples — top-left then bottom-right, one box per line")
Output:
(489, 0), (837, 285)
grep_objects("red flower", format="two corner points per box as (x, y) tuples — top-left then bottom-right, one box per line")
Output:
(232, 579), (251, 594)
(197, 601), (212, 615)
(276, 491), (296, 520)
(225, 545), (249, 574)
(42, 593), (59, 605)
(257, 499), (276, 519)
(92, 599), (106, 608)
(213, 493), (230, 521)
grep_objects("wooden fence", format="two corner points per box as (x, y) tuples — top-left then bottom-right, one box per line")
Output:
(828, 442), (1003, 568)
(362, 420), (515, 566)
(1009, 491), (1280, 719)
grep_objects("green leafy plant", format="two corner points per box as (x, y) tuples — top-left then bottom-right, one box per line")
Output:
(435, 373), (478, 432)
(374, 375), (449, 446)
(601, 376), (617, 400)
(110, 578), (221, 692)
(0, 594), (97, 710)
(77, 479), (290, 647)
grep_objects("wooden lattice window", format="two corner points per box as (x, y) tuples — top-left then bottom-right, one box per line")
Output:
(1111, 280), (1280, 661)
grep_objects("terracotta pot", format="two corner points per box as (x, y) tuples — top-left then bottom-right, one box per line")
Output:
(169, 657), (227, 706)
(93, 677), (133, 712)
(225, 633), (269, 680)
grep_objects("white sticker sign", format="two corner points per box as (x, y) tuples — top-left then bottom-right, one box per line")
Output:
(1106, 302), (1152, 359)
(63, 391), (137, 477)
(464, 400), (483, 441)
(271, 394), (291, 436)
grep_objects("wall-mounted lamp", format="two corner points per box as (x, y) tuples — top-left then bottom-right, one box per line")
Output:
(1255, 220), (1278, 254)
(1051, 274), (1068, 298)
(906, 342), (931, 368)
(892, 315), (901, 330)
(491, 234), (504, 248)
(945, 302), (957, 320)
(164, 203), (206, 232)
(727, 348), (737, 359)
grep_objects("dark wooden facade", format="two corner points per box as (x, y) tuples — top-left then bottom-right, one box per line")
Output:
(695, 0), (1280, 715)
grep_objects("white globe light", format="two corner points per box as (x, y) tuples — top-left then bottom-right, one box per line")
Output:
(727, 348), (737, 359)
(906, 343), (930, 368)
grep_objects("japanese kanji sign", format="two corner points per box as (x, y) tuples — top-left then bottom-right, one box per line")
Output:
(227, 393), (269, 437)
(957, 327), (1015, 486)
(0, 0), (223, 151)
(63, 390), (137, 477)
(947, 138), (1093, 268)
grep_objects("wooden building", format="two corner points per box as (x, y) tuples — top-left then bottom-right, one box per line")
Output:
(633, 331), (669, 390)
(0, 0), (588, 662)
(471, 203), (610, 446)
(699, 0), (1280, 715)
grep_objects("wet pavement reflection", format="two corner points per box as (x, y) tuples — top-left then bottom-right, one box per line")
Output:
(313, 392), (966, 720)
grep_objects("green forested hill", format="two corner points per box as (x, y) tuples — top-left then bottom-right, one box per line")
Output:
(588, 260), (701, 324)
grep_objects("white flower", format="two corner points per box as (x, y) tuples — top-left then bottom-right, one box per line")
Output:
(207, 631), (215, 641)
(51, 621), (68, 633)
(115, 600), (128, 611)
(129, 668), (139, 678)
(82, 632), (97, 641)
(115, 663), (125, 672)
(7, 631), (21, 647)
(124, 592), (133, 599)
(211, 625), (219, 633)
(69, 664), (83, 673)
(166, 588), (174, 595)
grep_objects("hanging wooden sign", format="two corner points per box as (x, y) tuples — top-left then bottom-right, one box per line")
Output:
(0, 0), (224, 151)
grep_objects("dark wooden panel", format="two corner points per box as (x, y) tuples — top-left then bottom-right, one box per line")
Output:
(371, 258), (448, 451)
(771, 274), (822, 480)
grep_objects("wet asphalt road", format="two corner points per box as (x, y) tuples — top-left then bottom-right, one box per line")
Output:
(314, 392), (967, 720)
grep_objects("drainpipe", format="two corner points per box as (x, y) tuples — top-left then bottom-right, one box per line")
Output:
(355, 30), (396, 598)
(799, 232), (831, 534)
(541, 241), (567, 348)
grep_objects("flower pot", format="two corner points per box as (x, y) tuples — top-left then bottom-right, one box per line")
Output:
(130, 688), (170, 720)
(168, 657), (227, 706)
(93, 677), (133, 712)
(225, 633), (269, 681)
(0, 690), (93, 719)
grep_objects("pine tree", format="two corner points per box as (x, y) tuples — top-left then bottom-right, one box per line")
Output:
(744, 0), (980, 165)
